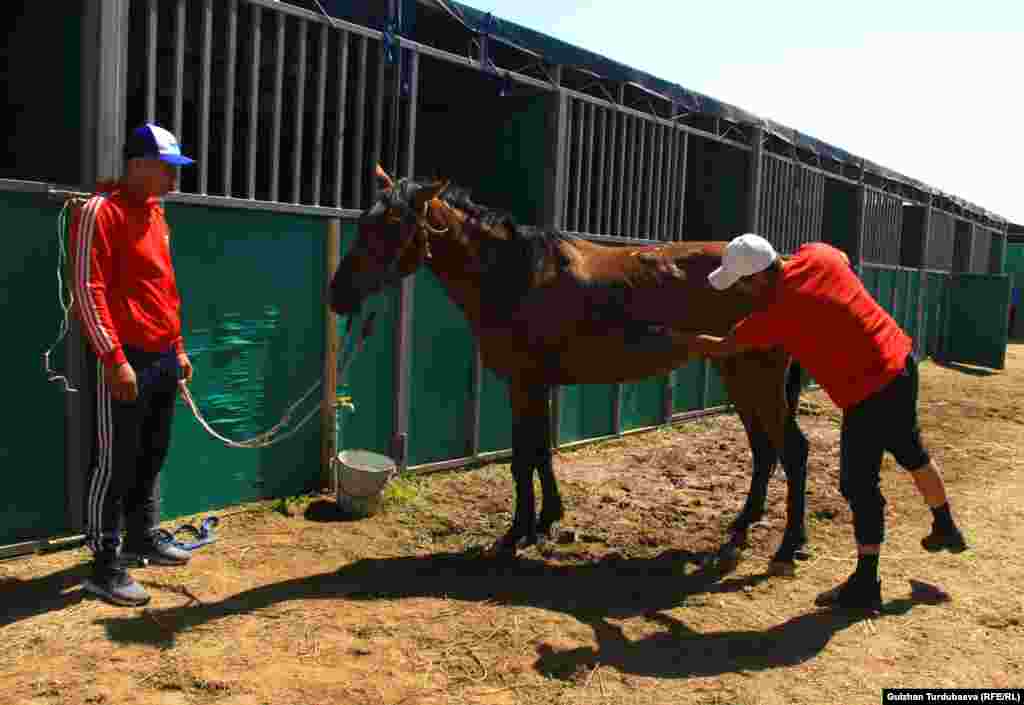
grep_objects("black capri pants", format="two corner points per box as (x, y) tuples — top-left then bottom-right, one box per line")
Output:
(840, 353), (931, 546)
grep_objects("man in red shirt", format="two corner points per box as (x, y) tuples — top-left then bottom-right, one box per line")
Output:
(71, 123), (196, 606)
(689, 233), (967, 610)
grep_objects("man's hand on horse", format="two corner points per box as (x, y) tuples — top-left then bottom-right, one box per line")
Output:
(687, 333), (763, 358)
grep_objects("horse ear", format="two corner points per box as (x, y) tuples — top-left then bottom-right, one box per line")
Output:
(374, 164), (395, 190)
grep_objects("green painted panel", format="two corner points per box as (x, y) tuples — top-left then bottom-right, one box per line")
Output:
(672, 360), (706, 413)
(924, 272), (948, 359)
(558, 384), (615, 445)
(891, 269), (908, 333)
(944, 274), (1011, 370)
(860, 265), (879, 301)
(336, 223), (395, 458)
(706, 362), (730, 407)
(876, 269), (895, 317)
(0, 192), (69, 543)
(408, 270), (473, 465)
(478, 368), (514, 454)
(903, 271), (922, 343)
(621, 376), (666, 431)
(163, 204), (325, 519)
(1005, 244), (1024, 277)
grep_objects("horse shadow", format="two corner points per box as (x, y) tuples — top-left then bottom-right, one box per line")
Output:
(95, 548), (949, 678)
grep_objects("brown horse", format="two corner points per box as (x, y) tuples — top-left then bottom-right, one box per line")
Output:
(330, 167), (810, 573)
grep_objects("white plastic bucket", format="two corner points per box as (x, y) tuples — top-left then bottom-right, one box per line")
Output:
(334, 449), (396, 518)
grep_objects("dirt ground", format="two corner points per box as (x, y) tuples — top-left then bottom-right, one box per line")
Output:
(3, 346), (1022, 705)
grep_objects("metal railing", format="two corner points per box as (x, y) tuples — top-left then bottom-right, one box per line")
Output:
(862, 187), (902, 265)
(758, 154), (824, 254)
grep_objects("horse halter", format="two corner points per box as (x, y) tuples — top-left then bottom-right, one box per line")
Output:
(414, 198), (450, 260)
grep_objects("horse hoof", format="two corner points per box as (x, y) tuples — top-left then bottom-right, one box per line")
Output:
(482, 540), (518, 560)
(767, 560), (796, 577)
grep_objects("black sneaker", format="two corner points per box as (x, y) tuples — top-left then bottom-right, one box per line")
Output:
(921, 525), (967, 553)
(124, 531), (191, 566)
(814, 573), (882, 611)
(82, 567), (150, 607)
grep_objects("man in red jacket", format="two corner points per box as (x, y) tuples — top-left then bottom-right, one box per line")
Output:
(689, 233), (967, 610)
(71, 123), (196, 606)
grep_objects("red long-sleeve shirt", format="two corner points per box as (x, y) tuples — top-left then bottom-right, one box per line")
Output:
(733, 243), (912, 410)
(70, 187), (185, 368)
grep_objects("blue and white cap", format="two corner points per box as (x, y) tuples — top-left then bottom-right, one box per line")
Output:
(124, 123), (195, 166)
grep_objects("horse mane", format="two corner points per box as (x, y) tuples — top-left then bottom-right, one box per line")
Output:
(430, 180), (578, 319)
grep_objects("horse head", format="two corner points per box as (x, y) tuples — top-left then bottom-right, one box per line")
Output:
(329, 165), (449, 315)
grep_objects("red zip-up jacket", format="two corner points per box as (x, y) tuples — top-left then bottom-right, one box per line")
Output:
(70, 185), (185, 369)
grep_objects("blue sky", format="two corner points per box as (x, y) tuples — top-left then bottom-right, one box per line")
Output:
(462, 0), (1023, 224)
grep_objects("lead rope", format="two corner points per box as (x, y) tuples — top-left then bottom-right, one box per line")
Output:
(178, 310), (377, 449)
(42, 196), (88, 393)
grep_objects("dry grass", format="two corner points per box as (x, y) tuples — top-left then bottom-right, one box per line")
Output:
(2, 345), (1023, 705)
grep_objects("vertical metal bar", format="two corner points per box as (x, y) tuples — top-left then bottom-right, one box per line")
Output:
(246, 4), (261, 200)
(392, 49), (418, 471)
(542, 70), (566, 229)
(634, 119), (648, 238)
(594, 106), (607, 234)
(333, 31), (350, 207)
(603, 107), (616, 234)
(270, 12), (286, 202)
(582, 101), (595, 234)
(351, 35), (368, 209)
(746, 125), (764, 234)
(613, 384), (622, 437)
(322, 219), (341, 487)
(651, 123), (665, 240)
(291, 19), (308, 204)
(663, 124), (676, 240)
(311, 22), (328, 205)
(470, 345), (482, 457)
(146, 0), (158, 122)
(173, 0), (186, 147)
(572, 99), (584, 232)
(223, 0), (239, 197)
(786, 162), (796, 253)
(615, 111), (628, 236)
(198, 0), (212, 195)
(370, 43), (386, 206)
(623, 115), (636, 237)
(762, 156), (774, 242)
(676, 132), (689, 240)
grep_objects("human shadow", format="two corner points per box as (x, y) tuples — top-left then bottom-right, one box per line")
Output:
(534, 597), (930, 680)
(0, 563), (89, 628)
(97, 548), (768, 646)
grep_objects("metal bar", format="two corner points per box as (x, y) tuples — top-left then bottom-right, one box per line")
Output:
(594, 106), (607, 234)
(173, 0), (185, 152)
(392, 49), (419, 472)
(246, 4), (261, 200)
(397, 36), (553, 93)
(370, 43), (387, 207)
(603, 106), (616, 235)
(747, 125), (764, 233)
(663, 125), (676, 240)
(270, 12), (286, 202)
(198, 0), (213, 195)
(351, 36), (368, 209)
(291, 19), (309, 204)
(146, 0), (158, 122)
(613, 384), (623, 436)
(634, 118), (648, 237)
(676, 131), (689, 240)
(310, 22), (328, 205)
(764, 156), (775, 242)
(572, 98), (584, 233)
(582, 101), (595, 233)
(165, 191), (362, 218)
(333, 31), (350, 207)
(542, 72), (566, 229)
(470, 345), (482, 457)
(322, 219), (341, 487)
(651, 123), (665, 240)
(614, 110), (627, 236)
(223, 0), (239, 197)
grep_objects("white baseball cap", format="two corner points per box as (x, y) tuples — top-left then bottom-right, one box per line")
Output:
(707, 233), (778, 291)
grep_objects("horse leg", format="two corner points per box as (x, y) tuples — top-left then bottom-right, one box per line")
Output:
(770, 360), (811, 572)
(535, 387), (564, 538)
(489, 382), (551, 556)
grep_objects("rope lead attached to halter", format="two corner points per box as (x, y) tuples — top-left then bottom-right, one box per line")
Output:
(44, 196), (87, 394)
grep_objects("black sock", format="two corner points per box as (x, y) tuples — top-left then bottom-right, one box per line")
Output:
(855, 553), (879, 581)
(931, 503), (955, 532)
